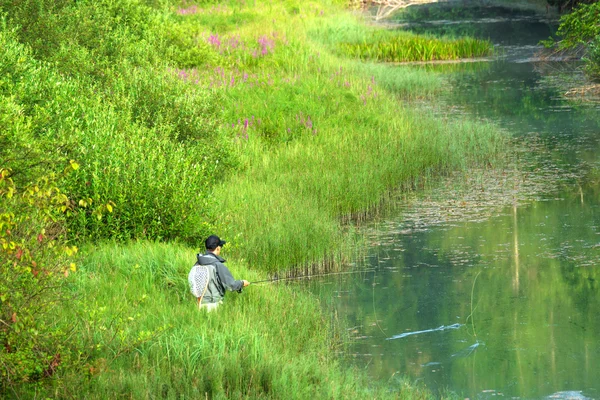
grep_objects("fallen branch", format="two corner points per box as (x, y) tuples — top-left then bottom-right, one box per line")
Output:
(358, 0), (452, 20)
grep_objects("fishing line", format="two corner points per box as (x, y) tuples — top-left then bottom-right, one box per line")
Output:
(250, 269), (376, 285)
(465, 270), (481, 338)
(372, 268), (387, 337)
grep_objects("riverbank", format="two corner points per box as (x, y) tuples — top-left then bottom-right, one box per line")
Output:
(1, 0), (505, 397)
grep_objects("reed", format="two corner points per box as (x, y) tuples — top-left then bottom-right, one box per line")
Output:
(338, 33), (494, 62)
(309, 13), (492, 63)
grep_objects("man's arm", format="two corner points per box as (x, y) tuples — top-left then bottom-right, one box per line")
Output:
(216, 263), (244, 292)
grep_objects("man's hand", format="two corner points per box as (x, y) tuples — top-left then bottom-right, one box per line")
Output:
(242, 280), (250, 287)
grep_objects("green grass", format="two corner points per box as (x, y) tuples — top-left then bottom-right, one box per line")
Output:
(337, 32), (493, 62)
(174, 4), (504, 271)
(39, 241), (440, 399)
(309, 13), (493, 62)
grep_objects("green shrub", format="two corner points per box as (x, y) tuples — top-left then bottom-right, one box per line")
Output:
(0, 10), (236, 243)
(555, 2), (600, 49)
(552, 2), (600, 80)
(584, 36), (600, 81)
(0, 166), (79, 391)
(0, 24), (86, 185)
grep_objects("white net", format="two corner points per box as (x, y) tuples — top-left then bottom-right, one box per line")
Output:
(188, 265), (209, 298)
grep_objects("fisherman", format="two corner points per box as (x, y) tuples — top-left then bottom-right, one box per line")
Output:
(188, 235), (249, 312)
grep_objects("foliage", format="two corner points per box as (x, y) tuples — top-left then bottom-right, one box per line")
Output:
(0, 25), (83, 186)
(0, 166), (78, 390)
(586, 36), (600, 79)
(546, 0), (597, 12)
(555, 2), (600, 49)
(0, 4), (234, 243)
(548, 2), (600, 80)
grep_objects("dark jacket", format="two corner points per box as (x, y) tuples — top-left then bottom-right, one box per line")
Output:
(196, 252), (243, 303)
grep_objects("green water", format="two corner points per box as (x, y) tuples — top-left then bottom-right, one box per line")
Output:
(310, 5), (600, 399)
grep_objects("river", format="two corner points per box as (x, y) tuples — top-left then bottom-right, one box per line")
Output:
(308, 4), (600, 399)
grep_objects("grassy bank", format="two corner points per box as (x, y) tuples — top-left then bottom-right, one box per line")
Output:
(1, 0), (505, 397)
(35, 241), (438, 399)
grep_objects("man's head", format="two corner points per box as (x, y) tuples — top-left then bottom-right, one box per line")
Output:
(205, 235), (227, 253)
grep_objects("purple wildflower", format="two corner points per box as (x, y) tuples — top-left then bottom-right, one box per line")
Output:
(208, 34), (221, 49)
(228, 36), (240, 49)
(258, 35), (275, 56)
(177, 5), (198, 15)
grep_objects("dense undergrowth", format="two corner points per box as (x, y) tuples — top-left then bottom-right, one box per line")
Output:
(1, 0), (505, 397)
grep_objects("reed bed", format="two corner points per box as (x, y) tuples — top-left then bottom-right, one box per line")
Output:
(338, 33), (494, 62)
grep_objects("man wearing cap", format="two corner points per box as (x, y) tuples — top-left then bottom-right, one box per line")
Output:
(194, 235), (250, 312)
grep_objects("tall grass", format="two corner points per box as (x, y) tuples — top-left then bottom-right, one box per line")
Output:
(41, 242), (439, 399)
(309, 13), (493, 63)
(338, 32), (493, 62)
(162, 4), (504, 272)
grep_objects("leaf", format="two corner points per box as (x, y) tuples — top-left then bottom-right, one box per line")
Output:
(106, 203), (113, 213)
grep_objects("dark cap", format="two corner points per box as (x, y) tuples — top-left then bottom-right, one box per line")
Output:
(205, 235), (226, 250)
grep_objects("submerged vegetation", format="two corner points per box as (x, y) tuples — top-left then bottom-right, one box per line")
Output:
(1, 0), (505, 397)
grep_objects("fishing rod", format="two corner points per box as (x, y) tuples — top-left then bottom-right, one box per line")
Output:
(250, 269), (376, 285)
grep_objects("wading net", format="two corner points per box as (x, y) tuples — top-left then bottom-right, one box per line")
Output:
(188, 265), (209, 303)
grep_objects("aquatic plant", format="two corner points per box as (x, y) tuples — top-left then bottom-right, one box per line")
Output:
(337, 33), (494, 62)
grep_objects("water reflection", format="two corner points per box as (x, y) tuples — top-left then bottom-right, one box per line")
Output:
(308, 4), (600, 399)
(311, 188), (600, 398)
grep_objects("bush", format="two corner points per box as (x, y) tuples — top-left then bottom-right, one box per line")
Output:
(0, 166), (79, 391)
(553, 2), (600, 80)
(0, 25), (84, 185)
(584, 36), (600, 81)
(0, 7), (237, 243)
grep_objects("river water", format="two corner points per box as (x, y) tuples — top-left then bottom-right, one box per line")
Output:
(308, 4), (600, 399)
